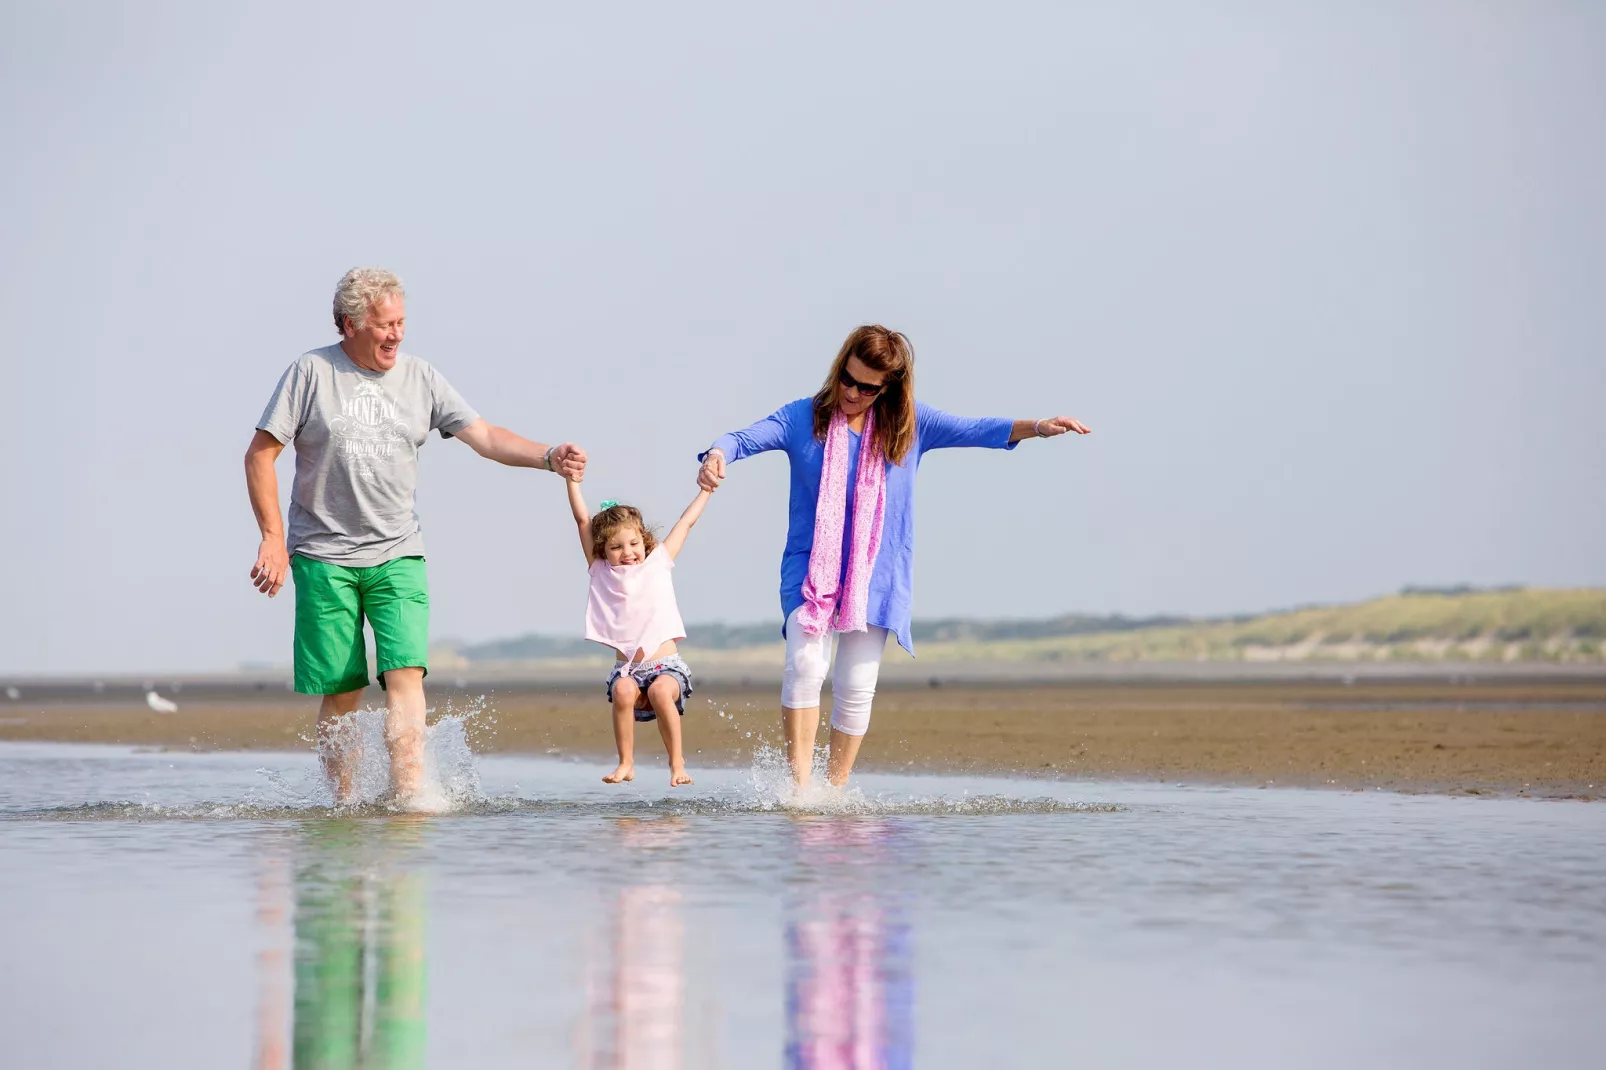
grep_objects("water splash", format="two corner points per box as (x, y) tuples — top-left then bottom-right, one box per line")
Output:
(696, 741), (1121, 816)
(14, 793), (1119, 822)
(3, 692), (1124, 820)
(308, 699), (488, 812)
(691, 702), (1114, 816)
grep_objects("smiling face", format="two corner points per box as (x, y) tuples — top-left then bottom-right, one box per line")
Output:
(836, 354), (888, 419)
(342, 294), (407, 372)
(603, 523), (648, 566)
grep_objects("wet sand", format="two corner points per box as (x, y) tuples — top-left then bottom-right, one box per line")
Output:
(3, 677), (1602, 797)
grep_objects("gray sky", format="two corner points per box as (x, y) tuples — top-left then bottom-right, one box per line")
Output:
(2, 1), (1602, 675)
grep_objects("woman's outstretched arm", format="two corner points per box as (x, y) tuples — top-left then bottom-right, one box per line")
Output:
(917, 403), (1091, 453)
(565, 478), (596, 564)
(662, 488), (714, 559)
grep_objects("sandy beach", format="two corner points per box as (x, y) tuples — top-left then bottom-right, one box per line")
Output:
(3, 675), (1601, 798)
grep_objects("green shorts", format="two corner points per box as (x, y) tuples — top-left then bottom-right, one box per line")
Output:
(291, 554), (430, 695)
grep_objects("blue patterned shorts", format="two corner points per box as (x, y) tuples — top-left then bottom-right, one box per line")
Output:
(605, 654), (693, 722)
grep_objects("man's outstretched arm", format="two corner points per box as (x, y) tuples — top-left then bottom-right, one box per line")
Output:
(453, 418), (587, 481)
(245, 429), (289, 597)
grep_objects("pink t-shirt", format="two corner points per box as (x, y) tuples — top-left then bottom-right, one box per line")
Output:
(585, 545), (687, 664)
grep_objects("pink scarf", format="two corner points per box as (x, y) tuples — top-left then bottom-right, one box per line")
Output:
(797, 408), (887, 636)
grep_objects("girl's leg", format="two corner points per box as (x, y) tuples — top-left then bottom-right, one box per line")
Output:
(647, 676), (693, 786)
(825, 626), (889, 786)
(780, 607), (833, 787)
(605, 677), (640, 783)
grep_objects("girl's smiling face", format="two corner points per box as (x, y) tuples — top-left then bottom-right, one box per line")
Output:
(604, 524), (647, 566)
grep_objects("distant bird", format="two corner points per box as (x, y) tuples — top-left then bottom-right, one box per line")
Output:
(4, 686), (18, 701)
(146, 691), (178, 714)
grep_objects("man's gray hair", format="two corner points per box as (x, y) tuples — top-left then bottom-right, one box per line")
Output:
(332, 267), (405, 335)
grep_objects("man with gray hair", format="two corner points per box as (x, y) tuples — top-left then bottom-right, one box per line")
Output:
(245, 267), (585, 806)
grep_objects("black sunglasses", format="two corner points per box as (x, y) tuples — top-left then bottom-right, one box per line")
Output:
(838, 367), (887, 397)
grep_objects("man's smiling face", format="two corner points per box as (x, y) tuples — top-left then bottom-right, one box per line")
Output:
(345, 294), (406, 372)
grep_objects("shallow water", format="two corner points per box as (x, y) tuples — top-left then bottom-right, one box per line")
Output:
(1, 735), (1603, 1069)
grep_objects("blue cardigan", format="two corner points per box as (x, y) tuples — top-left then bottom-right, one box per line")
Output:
(702, 399), (1017, 655)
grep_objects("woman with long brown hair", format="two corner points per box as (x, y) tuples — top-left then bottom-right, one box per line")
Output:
(696, 325), (1089, 789)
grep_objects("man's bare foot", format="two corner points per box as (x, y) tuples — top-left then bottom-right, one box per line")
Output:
(603, 763), (635, 784)
(670, 767), (693, 787)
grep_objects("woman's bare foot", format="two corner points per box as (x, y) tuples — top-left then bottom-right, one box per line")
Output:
(603, 763), (635, 784)
(669, 767), (693, 787)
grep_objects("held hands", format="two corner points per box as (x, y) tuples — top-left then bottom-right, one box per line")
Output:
(549, 442), (588, 481)
(250, 537), (289, 597)
(1036, 416), (1091, 438)
(697, 449), (726, 491)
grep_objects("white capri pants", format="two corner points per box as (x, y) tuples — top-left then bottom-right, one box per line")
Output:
(780, 606), (889, 736)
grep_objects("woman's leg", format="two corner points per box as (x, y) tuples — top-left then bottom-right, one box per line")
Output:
(647, 675), (693, 786)
(825, 626), (889, 786)
(781, 608), (833, 787)
(605, 677), (640, 783)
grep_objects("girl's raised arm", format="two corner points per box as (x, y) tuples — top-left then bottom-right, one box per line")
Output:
(566, 478), (596, 564)
(662, 488), (714, 560)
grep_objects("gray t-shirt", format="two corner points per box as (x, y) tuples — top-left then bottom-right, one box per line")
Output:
(256, 344), (480, 566)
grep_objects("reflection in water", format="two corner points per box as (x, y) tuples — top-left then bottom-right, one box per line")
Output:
(255, 821), (429, 1070)
(580, 819), (688, 1070)
(786, 821), (914, 1070)
(255, 848), (291, 1070)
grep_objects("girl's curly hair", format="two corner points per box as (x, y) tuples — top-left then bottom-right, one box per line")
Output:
(590, 503), (658, 561)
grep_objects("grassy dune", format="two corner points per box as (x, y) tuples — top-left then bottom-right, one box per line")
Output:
(906, 588), (1606, 665)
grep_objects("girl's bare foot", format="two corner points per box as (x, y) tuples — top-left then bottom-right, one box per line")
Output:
(670, 767), (693, 787)
(603, 763), (635, 784)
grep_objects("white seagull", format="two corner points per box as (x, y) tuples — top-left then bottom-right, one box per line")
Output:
(146, 691), (179, 714)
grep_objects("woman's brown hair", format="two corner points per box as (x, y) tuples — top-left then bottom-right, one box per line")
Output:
(811, 324), (917, 465)
(589, 504), (658, 562)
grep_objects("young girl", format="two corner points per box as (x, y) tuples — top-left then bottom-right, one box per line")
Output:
(566, 478), (713, 786)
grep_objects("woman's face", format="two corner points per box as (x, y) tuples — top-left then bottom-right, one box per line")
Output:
(837, 355), (888, 418)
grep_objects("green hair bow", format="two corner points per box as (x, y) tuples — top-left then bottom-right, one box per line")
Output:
(598, 499), (620, 510)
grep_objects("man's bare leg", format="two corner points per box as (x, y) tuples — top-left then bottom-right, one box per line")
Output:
(317, 689), (364, 805)
(783, 706), (822, 787)
(648, 677), (693, 786)
(826, 728), (866, 787)
(604, 678), (638, 783)
(382, 667), (427, 804)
